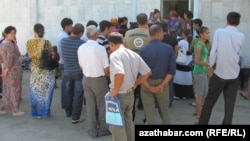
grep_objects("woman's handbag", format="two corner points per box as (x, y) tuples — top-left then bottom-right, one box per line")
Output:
(176, 46), (187, 65)
(105, 92), (124, 127)
(39, 40), (59, 70)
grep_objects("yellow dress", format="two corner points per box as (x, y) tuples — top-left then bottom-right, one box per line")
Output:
(26, 38), (55, 117)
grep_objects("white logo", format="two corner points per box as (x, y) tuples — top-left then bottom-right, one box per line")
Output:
(133, 38), (144, 48)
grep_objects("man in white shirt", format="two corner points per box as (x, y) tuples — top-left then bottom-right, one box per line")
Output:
(108, 32), (151, 141)
(56, 17), (73, 109)
(198, 12), (245, 125)
(77, 25), (110, 138)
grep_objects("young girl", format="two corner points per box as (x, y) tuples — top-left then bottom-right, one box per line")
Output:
(173, 29), (194, 99)
(192, 26), (210, 119)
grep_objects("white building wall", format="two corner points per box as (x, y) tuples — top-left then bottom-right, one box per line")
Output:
(0, 0), (160, 54)
(0, 0), (249, 67)
(198, 0), (250, 67)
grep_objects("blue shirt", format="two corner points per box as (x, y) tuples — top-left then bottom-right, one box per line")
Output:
(56, 31), (69, 64)
(139, 39), (176, 79)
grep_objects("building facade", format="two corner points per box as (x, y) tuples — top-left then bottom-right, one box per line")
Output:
(0, 0), (249, 66)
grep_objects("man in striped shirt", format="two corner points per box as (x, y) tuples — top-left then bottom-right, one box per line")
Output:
(61, 23), (85, 124)
(96, 20), (112, 55)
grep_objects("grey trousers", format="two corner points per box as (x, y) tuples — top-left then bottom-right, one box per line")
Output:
(83, 76), (109, 138)
(109, 92), (135, 141)
(141, 78), (170, 124)
(198, 74), (239, 125)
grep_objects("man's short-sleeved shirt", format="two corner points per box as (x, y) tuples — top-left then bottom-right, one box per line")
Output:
(61, 37), (85, 73)
(109, 47), (150, 91)
(123, 28), (150, 53)
(77, 40), (109, 77)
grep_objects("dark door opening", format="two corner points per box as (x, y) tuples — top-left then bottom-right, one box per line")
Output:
(162, 0), (189, 19)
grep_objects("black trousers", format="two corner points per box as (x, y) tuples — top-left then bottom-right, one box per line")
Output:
(198, 74), (238, 125)
(132, 85), (141, 121)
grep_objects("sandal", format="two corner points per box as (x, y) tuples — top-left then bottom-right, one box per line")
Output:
(240, 93), (250, 100)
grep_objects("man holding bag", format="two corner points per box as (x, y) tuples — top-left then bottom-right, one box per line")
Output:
(108, 32), (151, 141)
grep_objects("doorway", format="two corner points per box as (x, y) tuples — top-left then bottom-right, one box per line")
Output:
(161, 0), (190, 19)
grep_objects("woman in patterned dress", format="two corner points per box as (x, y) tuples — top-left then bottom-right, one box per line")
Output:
(0, 26), (24, 116)
(26, 23), (55, 119)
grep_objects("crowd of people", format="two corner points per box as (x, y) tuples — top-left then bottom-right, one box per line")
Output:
(0, 8), (247, 141)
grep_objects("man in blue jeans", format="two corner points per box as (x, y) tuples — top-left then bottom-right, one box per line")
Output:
(56, 17), (73, 109)
(61, 23), (85, 124)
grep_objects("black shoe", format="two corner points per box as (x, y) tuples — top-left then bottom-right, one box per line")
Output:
(240, 84), (244, 90)
(155, 104), (158, 108)
(137, 105), (143, 110)
(98, 130), (111, 137)
(66, 113), (71, 117)
(169, 102), (172, 108)
(0, 95), (2, 99)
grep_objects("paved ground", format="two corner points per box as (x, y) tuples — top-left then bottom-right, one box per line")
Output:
(0, 70), (250, 141)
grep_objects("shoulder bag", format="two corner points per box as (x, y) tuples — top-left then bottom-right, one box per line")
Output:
(39, 40), (59, 70)
(176, 46), (187, 65)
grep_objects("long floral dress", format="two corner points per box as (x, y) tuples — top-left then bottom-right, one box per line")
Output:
(26, 38), (55, 117)
(0, 39), (23, 113)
